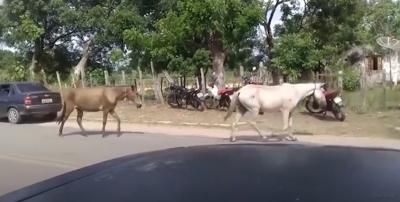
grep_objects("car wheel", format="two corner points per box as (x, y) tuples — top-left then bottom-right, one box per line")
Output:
(8, 107), (22, 124)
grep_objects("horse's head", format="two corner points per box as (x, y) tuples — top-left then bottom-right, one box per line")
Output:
(126, 86), (142, 109)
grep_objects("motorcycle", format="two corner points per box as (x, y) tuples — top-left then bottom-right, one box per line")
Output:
(305, 89), (346, 121)
(204, 84), (238, 110)
(243, 76), (264, 85)
(167, 85), (205, 111)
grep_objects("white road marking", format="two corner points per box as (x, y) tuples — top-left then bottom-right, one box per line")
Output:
(0, 153), (80, 170)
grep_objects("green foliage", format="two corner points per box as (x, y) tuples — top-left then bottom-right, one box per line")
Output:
(191, 49), (211, 71)
(89, 68), (106, 86)
(0, 50), (19, 69)
(6, 63), (29, 81)
(272, 32), (337, 79)
(363, 0), (400, 39)
(343, 69), (360, 91)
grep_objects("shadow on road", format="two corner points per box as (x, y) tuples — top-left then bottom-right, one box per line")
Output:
(230, 134), (308, 143)
(61, 130), (146, 137)
(299, 111), (339, 122)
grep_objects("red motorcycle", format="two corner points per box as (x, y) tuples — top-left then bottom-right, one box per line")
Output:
(204, 85), (238, 110)
(305, 89), (346, 121)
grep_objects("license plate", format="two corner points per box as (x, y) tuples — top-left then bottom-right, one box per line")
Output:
(333, 97), (342, 104)
(41, 98), (53, 104)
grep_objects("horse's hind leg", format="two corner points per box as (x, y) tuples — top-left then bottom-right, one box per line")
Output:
(109, 110), (121, 136)
(286, 111), (297, 141)
(230, 111), (242, 142)
(58, 105), (74, 137)
(76, 109), (87, 137)
(245, 108), (267, 139)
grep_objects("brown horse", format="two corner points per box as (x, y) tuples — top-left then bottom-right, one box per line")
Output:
(58, 86), (142, 137)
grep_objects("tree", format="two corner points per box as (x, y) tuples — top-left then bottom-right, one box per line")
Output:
(154, 0), (263, 88)
(0, 0), (81, 79)
(361, 0), (400, 47)
(273, 0), (368, 78)
(0, 0), (145, 83)
(272, 32), (336, 79)
(260, 0), (291, 84)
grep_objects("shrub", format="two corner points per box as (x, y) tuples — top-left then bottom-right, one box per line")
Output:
(343, 69), (360, 91)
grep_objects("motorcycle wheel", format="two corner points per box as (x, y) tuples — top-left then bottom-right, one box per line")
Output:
(167, 94), (182, 108)
(333, 108), (346, 122)
(305, 97), (324, 114)
(191, 99), (205, 112)
(204, 96), (215, 109)
(219, 96), (231, 110)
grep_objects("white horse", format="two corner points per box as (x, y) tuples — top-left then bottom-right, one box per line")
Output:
(224, 83), (326, 142)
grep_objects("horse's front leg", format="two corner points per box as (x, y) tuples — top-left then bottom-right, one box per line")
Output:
(281, 110), (297, 141)
(110, 110), (121, 137)
(76, 109), (87, 137)
(102, 111), (108, 138)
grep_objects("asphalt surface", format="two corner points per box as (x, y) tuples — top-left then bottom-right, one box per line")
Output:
(0, 121), (223, 196)
(2, 118), (400, 196)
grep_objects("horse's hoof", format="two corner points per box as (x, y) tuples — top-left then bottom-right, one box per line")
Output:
(286, 136), (297, 141)
(117, 132), (122, 137)
(58, 133), (63, 137)
(102, 134), (108, 138)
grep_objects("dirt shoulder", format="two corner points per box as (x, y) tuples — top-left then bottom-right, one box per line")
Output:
(43, 118), (400, 150)
(71, 102), (400, 139)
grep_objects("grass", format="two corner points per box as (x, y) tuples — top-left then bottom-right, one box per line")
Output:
(343, 86), (400, 112)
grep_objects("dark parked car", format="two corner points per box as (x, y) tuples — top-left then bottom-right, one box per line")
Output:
(0, 82), (62, 123)
(1, 144), (400, 202)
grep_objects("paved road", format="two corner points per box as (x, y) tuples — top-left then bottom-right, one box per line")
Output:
(0, 121), (225, 196)
(2, 119), (400, 196)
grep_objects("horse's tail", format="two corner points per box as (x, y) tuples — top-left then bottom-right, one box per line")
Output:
(57, 101), (66, 124)
(224, 91), (240, 121)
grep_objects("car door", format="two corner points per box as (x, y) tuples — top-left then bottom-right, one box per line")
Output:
(0, 84), (10, 117)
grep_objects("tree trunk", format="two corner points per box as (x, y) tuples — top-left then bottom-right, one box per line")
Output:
(29, 53), (37, 81)
(266, 33), (280, 85)
(211, 51), (226, 88)
(73, 40), (92, 87)
(209, 33), (226, 89)
(154, 73), (164, 104)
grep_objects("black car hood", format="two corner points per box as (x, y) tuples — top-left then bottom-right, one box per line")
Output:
(1, 144), (400, 202)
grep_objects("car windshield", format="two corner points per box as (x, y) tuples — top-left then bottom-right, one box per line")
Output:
(2, 0), (400, 200)
(16, 83), (49, 93)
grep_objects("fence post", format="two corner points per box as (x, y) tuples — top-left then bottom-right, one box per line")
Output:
(315, 72), (320, 82)
(196, 77), (200, 89)
(239, 64), (244, 78)
(200, 68), (206, 94)
(121, 70), (126, 85)
(382, 70), (387, 109)
(71, 73), (76, 88)
(89, 73), (93, 87)
(104, 70), (110, 86)
(338, 70), (343, 93)
(360, 61), (368, 112)
(150, 60), (155, 79)
(137, 60), (145, 106)
(40, 69), (48, 86)
(56, 71), (63, 100)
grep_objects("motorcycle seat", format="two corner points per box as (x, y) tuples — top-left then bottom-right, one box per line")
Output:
(324, 90), (339, 99)
(218, 88), (235, 96)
